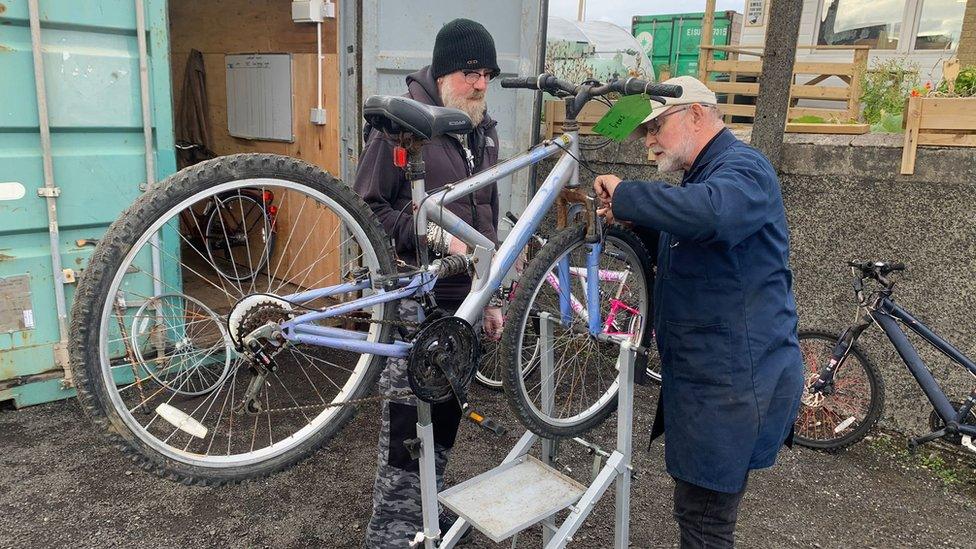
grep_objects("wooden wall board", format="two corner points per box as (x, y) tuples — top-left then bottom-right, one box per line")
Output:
(169, 0), (344, 287)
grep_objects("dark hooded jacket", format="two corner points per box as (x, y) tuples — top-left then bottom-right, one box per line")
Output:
(353, 66), (500, 305)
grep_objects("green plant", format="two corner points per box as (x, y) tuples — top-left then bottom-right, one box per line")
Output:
(870, 111), (903, 134)
(860, 58), (920, 124)
(936, 66), (976, 96)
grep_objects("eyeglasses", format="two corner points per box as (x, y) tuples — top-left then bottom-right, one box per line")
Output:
(643, 105), (693, 137)
(462, 69), (495, 85)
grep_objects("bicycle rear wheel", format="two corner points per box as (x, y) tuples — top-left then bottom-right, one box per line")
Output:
(69, 153), (395, 485)
(499, 225), (652, 438)
(793, 330), (885, 451)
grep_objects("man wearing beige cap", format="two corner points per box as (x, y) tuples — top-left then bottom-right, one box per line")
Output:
(594, 76), (804, 548)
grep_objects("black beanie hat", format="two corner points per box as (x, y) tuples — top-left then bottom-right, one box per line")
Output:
(431, 18), (500, 80)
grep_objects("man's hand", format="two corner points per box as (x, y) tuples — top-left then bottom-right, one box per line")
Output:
(593, 174), (622, 205)
(447, 235), (467, 255)
(482, 306), (503, 341)
(594, 174), (626, 226)
(597, 206), (617, 226)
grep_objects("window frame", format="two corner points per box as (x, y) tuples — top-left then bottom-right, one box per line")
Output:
(908, 0), (966, 53)
(812, 0), (922, 53)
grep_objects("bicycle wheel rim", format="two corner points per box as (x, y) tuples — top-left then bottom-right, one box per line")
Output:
(512, 233), (649, 429)
(204, 192), (272, 282)
(794, 334), (877, 447)
(97, 178), (387, 469)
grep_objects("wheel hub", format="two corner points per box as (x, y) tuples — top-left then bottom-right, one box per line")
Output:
(801, 373), (826, 407)
(228, 294), (294, 350)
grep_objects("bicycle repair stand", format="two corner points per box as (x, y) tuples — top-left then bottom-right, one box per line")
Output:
(409, 312), (638, 548)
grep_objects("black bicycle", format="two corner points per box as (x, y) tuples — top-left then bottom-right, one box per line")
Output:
(177, 187), (277, 282)
(795, 261), (976, 453)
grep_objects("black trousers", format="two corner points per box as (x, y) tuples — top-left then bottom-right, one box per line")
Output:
(672, 476), (748, 549)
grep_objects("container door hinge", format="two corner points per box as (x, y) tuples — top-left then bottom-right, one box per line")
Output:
(37, 187), (61, 198)
(54, 342), (74, 388)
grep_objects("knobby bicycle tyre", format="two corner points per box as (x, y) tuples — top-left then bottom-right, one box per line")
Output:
(500, 225), (653, 438)
(793, 330), (885, 451)
(69, 153), (396, 485)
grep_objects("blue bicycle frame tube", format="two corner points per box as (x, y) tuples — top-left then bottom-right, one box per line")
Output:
(586, 241), (603, 335)
(885, 300), (976, 376)
(289, 332), (412, 358)
(283, 272), (435, 328)
(284, 280), (371, 303)
(558, 256), (572, 325)
(872, 300), (956, 421)
(452, 134), (580, 323)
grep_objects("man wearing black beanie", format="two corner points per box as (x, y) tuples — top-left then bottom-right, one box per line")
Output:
(354, 18), (501, 548)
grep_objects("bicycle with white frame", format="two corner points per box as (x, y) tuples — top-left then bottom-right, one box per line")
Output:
(69, 74), (681, 484)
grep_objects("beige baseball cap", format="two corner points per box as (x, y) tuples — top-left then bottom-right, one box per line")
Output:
(631, 75), (718, 138)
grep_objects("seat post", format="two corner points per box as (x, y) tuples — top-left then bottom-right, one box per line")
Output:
(403, 138), (430, 267)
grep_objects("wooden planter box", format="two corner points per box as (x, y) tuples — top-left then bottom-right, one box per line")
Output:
(901, 96), (976, 174)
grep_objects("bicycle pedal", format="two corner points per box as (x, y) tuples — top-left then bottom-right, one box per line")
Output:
(465, 409), (506, 436)
(963, 435), (976, 454)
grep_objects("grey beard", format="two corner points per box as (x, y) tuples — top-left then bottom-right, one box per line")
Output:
(654, 136), (695, 173)
(656, 152), (684, 173)
(441, 87), (486, 126)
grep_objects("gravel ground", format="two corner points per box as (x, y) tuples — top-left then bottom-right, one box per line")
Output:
(2, 383), (975, 548)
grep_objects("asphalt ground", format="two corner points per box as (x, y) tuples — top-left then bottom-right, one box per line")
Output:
(2, 383), (975, 548)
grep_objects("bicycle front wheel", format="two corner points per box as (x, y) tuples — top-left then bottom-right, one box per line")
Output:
(500, 225), (652, 438)
(793, 330), (885, 451)
(69, 153), (396, 485)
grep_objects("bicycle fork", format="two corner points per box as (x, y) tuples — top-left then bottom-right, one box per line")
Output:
(809, 314), (874, 395)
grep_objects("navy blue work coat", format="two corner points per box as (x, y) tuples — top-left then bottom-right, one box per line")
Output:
(612, 129), (804, 493)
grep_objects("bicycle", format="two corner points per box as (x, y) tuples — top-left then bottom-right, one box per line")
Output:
(68, 73), (681, 484)
(177, 187), (278, 282)
(474, 214), (654, 391)
(794, 261), (976, 454)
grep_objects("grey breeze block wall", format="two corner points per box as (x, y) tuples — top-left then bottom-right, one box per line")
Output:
(536, 132), (976, 435)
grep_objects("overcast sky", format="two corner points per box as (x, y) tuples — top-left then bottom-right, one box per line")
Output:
(547, 0), (745, 29)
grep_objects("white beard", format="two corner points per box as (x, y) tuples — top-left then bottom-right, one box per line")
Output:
(440, 81), (486, 127)
(651, 135), (695, 173)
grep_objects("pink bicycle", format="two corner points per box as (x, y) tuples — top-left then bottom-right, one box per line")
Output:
(476, 224), (658, 397)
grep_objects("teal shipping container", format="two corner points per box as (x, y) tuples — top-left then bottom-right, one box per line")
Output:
(632, 11), (743, 80)
(0, 0), (176, 407)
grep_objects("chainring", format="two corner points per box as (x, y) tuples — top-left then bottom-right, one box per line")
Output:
(407, 316), (479, 404)
(929, 401), (976, 445)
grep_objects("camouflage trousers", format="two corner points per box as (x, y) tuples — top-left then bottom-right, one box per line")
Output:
(365, 299), (463, 548)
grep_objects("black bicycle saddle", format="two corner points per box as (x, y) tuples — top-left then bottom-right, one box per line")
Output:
(363, 95), (474, 140)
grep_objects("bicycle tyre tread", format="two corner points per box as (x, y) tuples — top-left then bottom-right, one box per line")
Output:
(793, 330), (886, 453)
(500, 224), (652, 438)
(69, 153), (396, 486)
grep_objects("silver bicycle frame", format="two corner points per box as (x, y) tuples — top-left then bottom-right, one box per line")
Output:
(420, 132), (580, 324)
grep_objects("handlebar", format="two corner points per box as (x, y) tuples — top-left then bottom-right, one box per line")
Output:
(500, 74), (682, 101)
(848, 260), (905, 295)
(848, 260), (905, 276)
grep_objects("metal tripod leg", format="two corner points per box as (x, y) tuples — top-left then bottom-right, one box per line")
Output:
(539, 312), (557, 546)
(544, 341), (636, 549)
(414, 402), (440, 549)
(613, 341), (635, 548)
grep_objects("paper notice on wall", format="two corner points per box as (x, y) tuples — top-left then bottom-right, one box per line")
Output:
(746, 0), (766, 27)
(0, 275), (34, 332)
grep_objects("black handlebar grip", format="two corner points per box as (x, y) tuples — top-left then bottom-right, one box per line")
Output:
(500, 76), (538, 89)
(622, 78), (683, 98)
(889, 263), (906, 271)
(505, 211), (520, 224)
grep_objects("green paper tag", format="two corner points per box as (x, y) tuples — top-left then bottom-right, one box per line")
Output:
(593, 94), (652, 141)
